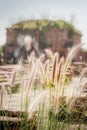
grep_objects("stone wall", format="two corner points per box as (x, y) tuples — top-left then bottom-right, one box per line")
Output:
(6, 27), (81, 51)
(5, 26), (83, 63)
(6, 28), (18, 44)
(44, 28), (68, 51)
(68, 34), (81, 45)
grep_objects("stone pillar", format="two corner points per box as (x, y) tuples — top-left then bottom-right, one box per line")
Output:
(6, 28), (18, 44)
(35, 29), (40, 42)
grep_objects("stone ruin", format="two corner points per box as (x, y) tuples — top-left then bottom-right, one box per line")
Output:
(3, 20), (82, 64)
(3, 34), (39, 64)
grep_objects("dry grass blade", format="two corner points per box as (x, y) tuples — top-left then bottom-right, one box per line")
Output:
(26, 64), (38, 100)
(52, 53), (58, 84)
(81, 82), (87, 93)
(78, 67), (87, 93)
(28, 90), (47, 119)
(53, 52), (59, 64)
(64, 44), (82, 72)
(26, 54), (44, 100)
(79, 67), (87, 83)
(68, 97), (78, 113)
(44, 59), (50, 72)
(39, 59), (50, 88)
(45, 49), (54, 61)
(57, 57), (64, 84)
(10, 65), (21, 87)
(61, 44), (82, 95)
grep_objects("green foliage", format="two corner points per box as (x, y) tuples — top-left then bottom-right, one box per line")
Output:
(13, 19), (50, 30)
(50, 20), (67, 29)
(39, 39), (47, 49)
(64, 42), (73, 48)
(66, 23), (81, 36)
(12, 84), (20, 93)
(49, 99), (86, 124)
(23, 20), (37, 30)
(0, 45), (3, 55)
(12, 19), (81, 35)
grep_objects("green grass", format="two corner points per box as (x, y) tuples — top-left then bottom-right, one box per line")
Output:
(11, 84), (20, 93)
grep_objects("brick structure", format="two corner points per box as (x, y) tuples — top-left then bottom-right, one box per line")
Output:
(4, 20), (83, 63)
(6, 28), (18, 44)
(44, 28), (68, 51)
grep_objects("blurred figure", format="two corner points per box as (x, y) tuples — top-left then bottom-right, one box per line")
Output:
(19, 35), (40, 62)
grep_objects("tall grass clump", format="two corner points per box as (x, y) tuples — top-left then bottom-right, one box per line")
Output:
(1, 44), (87, 130)
(37, 44), (87, 130)
(18, 54), (48, 130)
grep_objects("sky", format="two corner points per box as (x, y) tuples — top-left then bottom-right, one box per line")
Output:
(0, 0), (87, 49)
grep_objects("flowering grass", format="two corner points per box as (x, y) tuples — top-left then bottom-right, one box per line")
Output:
(0, 45), (87, 130)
